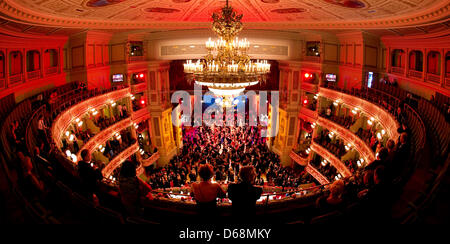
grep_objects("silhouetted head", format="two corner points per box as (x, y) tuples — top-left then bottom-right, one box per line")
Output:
(198, 164), (214, 181)
(80, 149), (91, 162)
(239, 165), (256, 184)
(120, 160), (136, 178)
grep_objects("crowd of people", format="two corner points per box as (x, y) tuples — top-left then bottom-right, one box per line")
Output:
(314, 129), (347, 158)
(310, 156), (338, 181)
(144, 124), (316, 190)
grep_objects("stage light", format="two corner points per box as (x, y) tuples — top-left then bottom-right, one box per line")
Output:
(140, 99), (146, 105)
(65, 131), (70, 137)
(65, 150), (72, 157)
(303, 99), (308, 105)
(139, 73), (144, 78)
(377, 132), (382, 140)
(304, 73), (311, 78)
(381, 129), (386, 135)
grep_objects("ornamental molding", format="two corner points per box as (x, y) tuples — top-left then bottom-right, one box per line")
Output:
(0, 0), (449, 30)
(305, 163), (330, 185)
(317, 116), (376, 164)
(311, 142), (352, 178)
(319, 87), (400, 141)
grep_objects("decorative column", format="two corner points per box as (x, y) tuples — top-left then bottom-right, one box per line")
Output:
(147, 61), (177, 167)
(440, 48), (445, 87)
(271, 61), (303, 166)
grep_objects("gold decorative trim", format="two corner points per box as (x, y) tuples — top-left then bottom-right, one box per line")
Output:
(0, 0), (448, 30)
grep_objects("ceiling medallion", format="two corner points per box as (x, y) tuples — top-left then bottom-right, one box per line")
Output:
(183, 0), (270, 106)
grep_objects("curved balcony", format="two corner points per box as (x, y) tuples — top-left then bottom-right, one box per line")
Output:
(319, 87), (400, 141)
(299, 106), (318, 122)
(103, 143), (139, 178)
(77, 118), (133, 158)
(310, 142), (352, 178)
(289, 150), (308, 166)
(305, 164), (330, 185)
(52, 87), (131, 149)
(131, 82), (147, 94)
(316, 116), (376, 164)
(141, 152), (160, 167)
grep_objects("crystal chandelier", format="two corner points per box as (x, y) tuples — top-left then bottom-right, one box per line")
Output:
(184, 0), (270, 99)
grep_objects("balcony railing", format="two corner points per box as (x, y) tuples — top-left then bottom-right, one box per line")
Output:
(129, 56), (144, 62)
(27, 70), (41, 80)
(103, 143), (139, 178)
(9, 73), (23, 85)
(141, 152), (160, 167)
(77, 117), (133, 158)
(52, 87), (131, 148)
(391, 66), (405, 74)
(317, 116), (376, 164)
(310, 142), (352, 178)
(426, 73), (441, 84)
(290, 150), (308, 166)
(131, 82), (147, 93)
(45, 66), (58, 75)
(305, 164), (330, 185)
(303, 56), (320, 63)
(408, 70), (423, 79)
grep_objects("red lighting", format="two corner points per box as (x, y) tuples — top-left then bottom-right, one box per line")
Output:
(304, 73), (311, 78)
(303, 99), (308, 105)
(140, 99), (146, 105)
(139, 73), (144, 78)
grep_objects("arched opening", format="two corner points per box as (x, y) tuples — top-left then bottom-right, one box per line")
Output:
(391, 49), (405, 68)
(9, 51), (23, 75)
(44, 49), (58, 74)
(445, 52), (450, 78)
(427, 51), (441, 75)
(26, 50), (40, 72)
(0, 51), (4, 78)
(409, 50), (423, 71)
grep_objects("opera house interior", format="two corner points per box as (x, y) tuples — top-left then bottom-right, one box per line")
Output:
(0, 0), (449, 227)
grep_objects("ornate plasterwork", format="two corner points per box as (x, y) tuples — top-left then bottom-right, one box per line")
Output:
(0, 0), (448, 30)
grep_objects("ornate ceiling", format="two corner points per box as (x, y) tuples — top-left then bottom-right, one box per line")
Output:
(0, 0), (448, 30)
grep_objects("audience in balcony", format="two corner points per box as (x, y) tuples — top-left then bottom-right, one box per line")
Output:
(119, 160), (153, 216)
(227, 165), (263, 221)
(77, 149), (104, 201)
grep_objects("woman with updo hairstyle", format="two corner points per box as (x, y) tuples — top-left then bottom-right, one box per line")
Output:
(190, 164), (226, 220)
(227, 165), (263, 222)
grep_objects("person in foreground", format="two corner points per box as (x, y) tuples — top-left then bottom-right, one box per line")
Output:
(227, 165), (263, 222)
(77, 149), (103, 201)
(119, 160), (153, 216)
(190, 164), (226, 221)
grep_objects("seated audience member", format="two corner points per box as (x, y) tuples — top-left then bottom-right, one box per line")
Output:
(119, 161), (153, 216)
(190, 164), (226, 220)
(366, 148), (388, 171)
(77, 149), (103, 200)
(316, 179), (345, 212)
(227, 165), (263, 221)
(395, 133), (410, 172)
(20, 154), (45, 199)
(358, 166), (391, 223)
